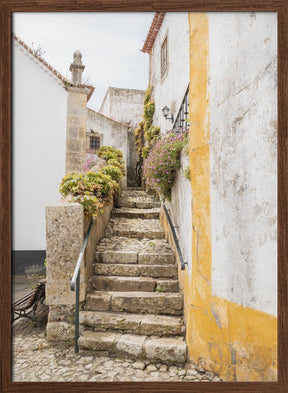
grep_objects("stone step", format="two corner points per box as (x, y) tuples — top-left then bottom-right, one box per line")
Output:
(79, 311), (184, 336)
(78, 331), (187, 364)
(90, 276), (179, 292)
(112, 207), (160, 219)
(119, 190), (160, 209)
(94, 263), (178, 279)
(105, 218), (164, 240)
(95, 250), (174, 265)
(95, 237), (174, 261)
(86, 291), (183, 315)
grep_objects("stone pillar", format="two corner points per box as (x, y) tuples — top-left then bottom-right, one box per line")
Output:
(45, 200), (113, 342)
(46, 201), (85, 305)
(65, 51), (90, 174)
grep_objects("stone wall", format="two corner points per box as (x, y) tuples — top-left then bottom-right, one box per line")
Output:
(99, 87), (145, 128)
(46, 199), (113, 342)
(66, 87), (91, 173)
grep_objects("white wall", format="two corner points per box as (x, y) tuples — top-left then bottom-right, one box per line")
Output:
(165, 151), (193, 277)
(13, 41), (67, 251)
(209, 13), (277, 316)
(150, 12), (190, 133)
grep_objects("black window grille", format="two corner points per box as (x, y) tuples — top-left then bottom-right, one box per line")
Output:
(90, 136), (100, 151)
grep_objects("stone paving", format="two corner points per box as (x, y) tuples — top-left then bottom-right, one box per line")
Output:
(13, 323), (222, 382)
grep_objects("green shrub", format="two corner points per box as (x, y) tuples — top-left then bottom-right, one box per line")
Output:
(97, 146), (123, 161)
(107, 158), (126, 175)
(100, 165), (123, 182)
(59, 171), (118, 218)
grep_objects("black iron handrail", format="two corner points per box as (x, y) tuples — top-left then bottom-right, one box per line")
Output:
(70, 219), (93, 353)
(162, 204), (187, 271)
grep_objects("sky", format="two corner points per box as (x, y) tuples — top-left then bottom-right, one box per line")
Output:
(13, 12), (154, 110)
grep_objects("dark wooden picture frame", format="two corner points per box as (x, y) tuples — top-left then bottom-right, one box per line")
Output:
(1, 1), (287, 392)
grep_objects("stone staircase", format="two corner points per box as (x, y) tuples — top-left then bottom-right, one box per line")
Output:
(78, 188), (187, 365)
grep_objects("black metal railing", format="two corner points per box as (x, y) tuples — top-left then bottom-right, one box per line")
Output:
(70, 219), (93, 353)
(162, 204), (187, 270)
(173, 85), (189, 131)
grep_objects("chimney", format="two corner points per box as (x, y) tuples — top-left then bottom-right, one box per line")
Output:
(69, 50), (85, 85)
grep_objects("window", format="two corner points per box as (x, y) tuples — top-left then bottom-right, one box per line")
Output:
(161, 37), (168, 76)
(90, 136), (100, 151)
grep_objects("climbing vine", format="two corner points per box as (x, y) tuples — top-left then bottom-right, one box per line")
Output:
(134, 86), (161, 185)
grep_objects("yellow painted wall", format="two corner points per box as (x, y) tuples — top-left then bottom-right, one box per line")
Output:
(161, 12), (277, 382)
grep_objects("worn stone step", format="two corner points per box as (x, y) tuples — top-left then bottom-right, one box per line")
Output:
(95, 249), (174, 265)
(119, 190), (160, 209)
(112, 207), (160, 219)
(79, 311), (184, 336)
(78, 331), (187, 364)
(94, 263), (178, 279)
(96, 236), (173, 259)
(90, 276), (179, 292)
(86, 291), (183, 315)
(105, 218), (164, 239)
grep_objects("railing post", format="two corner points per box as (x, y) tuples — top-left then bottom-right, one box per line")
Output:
(75, 271), (80, 353)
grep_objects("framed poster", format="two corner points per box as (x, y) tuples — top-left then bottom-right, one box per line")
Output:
(1, 1), (287, 392)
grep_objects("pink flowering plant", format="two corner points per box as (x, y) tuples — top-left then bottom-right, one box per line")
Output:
(144, 131), (188, 200)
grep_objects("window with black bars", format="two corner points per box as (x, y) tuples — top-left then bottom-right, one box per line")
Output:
(90, 136), (100, 151)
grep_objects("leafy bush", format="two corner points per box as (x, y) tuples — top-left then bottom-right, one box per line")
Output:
(59, 171), (118, 218)
(97, 146), (123, 161)
(100, 165), (123, 182)
(107, 158), (126, 176)
(143, 132), (188, 200)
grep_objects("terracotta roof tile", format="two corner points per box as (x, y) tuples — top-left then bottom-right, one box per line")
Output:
(141, 12), (165, 53)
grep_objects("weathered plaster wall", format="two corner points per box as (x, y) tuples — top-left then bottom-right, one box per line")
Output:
(209, 12), (277, 316)
(164, 151), (192, 277)
(86, 108), (129, 188)
(12, 40), (67, 251)
(99, 87), (145, 127)
(177, 12), (277, 381)
(99, 87), (145, 186)
(150, 13), (189, 133)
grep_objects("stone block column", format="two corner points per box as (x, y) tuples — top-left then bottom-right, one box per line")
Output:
(65, 51), (90, 174)
(46, 201), (85, 305)
(45, 200), (113, 342)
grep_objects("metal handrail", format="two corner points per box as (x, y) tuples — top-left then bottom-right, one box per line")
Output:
(162, 204), (187, 270)
(70, 219), (93, 353)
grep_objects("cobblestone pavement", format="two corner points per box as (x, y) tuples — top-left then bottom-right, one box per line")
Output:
(13, 322), (222, 382)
